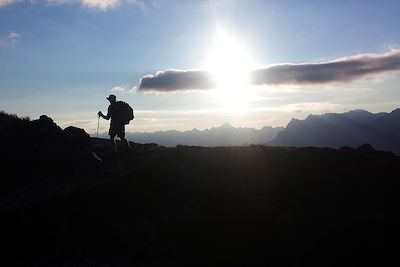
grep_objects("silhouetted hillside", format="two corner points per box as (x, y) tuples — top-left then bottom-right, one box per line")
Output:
(270, 108), (400, 154)
(120, 123), (283, 147)
(0, 112), (102, 209)
(1, 112), (398, 266)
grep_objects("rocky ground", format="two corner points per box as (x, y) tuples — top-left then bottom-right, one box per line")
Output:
(1, 112), (398, 266)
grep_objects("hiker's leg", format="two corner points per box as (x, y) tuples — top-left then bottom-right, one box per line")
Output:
(121, 137), (131, 149)
(120, 125), (131, 150)
(109, 124), (117, 153)
(110, 135), (117, 153)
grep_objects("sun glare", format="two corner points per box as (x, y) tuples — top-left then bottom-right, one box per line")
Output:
(203, 31), (256, 112)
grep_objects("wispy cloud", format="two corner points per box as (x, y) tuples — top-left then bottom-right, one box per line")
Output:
(277, 102), (344, 114)
(0, 0), (17, 8)
(79, 0), (120, 10)
(110, 86), (130, 93)
(136, 50), (400, 93)
(0, 31), (21, 45)
(0, 0), (142, 10)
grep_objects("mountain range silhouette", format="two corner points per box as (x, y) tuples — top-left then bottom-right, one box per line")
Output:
(122, 122), (283, 147)
(107, 108), (400, 155)
(270, 108), (400, 154)
(0, 110), (398, 266)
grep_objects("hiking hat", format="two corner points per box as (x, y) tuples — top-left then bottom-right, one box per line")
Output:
(106, 94), (116, 101)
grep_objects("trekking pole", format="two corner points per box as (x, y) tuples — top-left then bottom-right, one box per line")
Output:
(97, 115), (100, 138)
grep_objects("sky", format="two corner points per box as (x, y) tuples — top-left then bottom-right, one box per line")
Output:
(1, 0), (400, 134)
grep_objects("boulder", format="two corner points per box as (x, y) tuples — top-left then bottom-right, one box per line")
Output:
(64, 126), (91, 149)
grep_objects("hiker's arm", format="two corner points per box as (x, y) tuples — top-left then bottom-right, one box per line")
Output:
(104, 106), (112, 120)
(97, 110), (110, 120)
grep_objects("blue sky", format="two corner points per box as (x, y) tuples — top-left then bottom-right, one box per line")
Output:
(1, 0), (400, 133)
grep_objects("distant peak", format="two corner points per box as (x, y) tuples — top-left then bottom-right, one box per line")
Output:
(303, 109), (374, 121)
(305, 114), (318, 120)
(358, 143), (375, 152)
(391, 108), (400, 114)
(220, 122), (234, 128)
(286, 118), (303, 129)
(347, 109), (370, 114)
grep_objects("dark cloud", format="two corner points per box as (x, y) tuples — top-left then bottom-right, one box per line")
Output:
(136, 50), (400, 92)
(138, 69), (216, 92)
(250, 50), (400, 85)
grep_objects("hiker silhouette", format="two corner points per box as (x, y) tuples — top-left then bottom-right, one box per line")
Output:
(98, 94), (132, 153)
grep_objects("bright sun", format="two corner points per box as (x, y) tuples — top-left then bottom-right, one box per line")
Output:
(203, 31), (256, 112)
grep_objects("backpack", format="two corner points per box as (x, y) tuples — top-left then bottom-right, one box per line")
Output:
(113, 101), (134, 125)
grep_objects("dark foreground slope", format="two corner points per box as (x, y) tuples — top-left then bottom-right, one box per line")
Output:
(1, 113), (398, 266)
